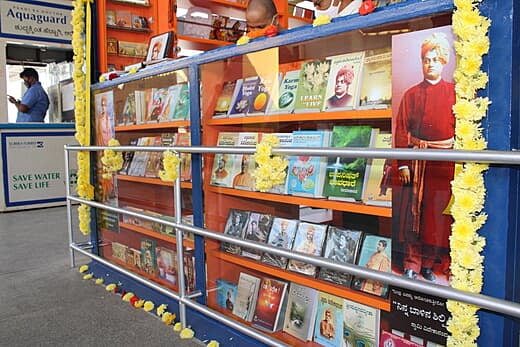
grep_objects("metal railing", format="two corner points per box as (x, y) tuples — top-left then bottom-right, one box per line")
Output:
(65, 144), (520, 346)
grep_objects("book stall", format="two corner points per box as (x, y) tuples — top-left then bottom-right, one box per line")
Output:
(67, 0), (519, 346)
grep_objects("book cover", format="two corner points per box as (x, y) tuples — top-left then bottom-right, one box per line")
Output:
(313, 292), (344, 347)
(343, 299), (380, 347)
(210, 132), (240, 188)
(232, 132), (259, 191)
(287, 130), (330, 198)
(140, 238), (157, 275)
(183, 249), (196, 292)
(213, 80), (239, 118)
(228, 76), (259, 117)
(156, 246), (177, 285)
(322, 125), (376, 201)
(175, 132), (192, 181)
(172, 84), (190, 120)
(323, 51), (365, 112)
(119, 138), (138, 175)
(121, 92), (136, 125)
(216, 278), (237, 312)
(147, 87), (169, 123)
(283, 283), (319, 341)
(247, 73), (280, 116)
(319, 227), (364, 286)
(294, 59), (331, 113)
(127, 137), (154, 176)
(241, 212), (274, 260)
(127, 247), (142, 270)
(363, 132), (392, 207)
(261, 217), (299, 268)
(268, 70), (300, 114)
(252, 277), (288, 332)
(158, 85), (180, 122)
(221, 209), (250, 254)
(116, 10), (132, 28)
(359, 50), (392, 109)
(134, 90), (146, 124)
(144, 136), (163, 178)
(351, 235), (392, 297)
(379, 331), (423, 347)
(232, 272), (261, 321)
(287, 222), (327, 276)
(266, 132), (292, 195)
(111, 242), (128, 262)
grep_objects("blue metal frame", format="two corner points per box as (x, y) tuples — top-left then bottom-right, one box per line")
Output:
(89, 0), (519, 345)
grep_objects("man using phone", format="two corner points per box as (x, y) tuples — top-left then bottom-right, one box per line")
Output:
(8, 68), (49, 122)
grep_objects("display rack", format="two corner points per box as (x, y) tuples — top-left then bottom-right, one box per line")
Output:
(85, 1), (520, 346)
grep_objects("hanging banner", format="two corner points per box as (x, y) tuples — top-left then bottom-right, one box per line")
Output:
(0, 0), (73, 43)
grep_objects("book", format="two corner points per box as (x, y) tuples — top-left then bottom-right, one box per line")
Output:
(287, 130), (330, 198)
(134, 90), (146, 124)
(343, 299), (379, 347)
(232, 272), (261, 321)
(252, 277), (288, 332)
(175, 132), (192, 181)
(210, 132), (240, 188)
(127, 247), (142, 270)
(119, 138), (138, 175)
(351, 234), (392, 297)
(221, 209), (250, 254)
(213, 80), (240, 118)
(294, 59), (331, 113)
(158, 85), (181, 122)
(127, 137), (154, 176)
(268, 70), (300, 114)
(247, 73), (280, 116)
(322, 125), (377, 201)
(362, 132), (392, 207)
(379, 331), (424, 347)
(241, 212), (274, 260)
(140, 238), (157, 275)
(144, 136), (163, 178)
(171, 84), (190, 120)
(266, 132), (293, 195)
(282, 283), (319, 341)
(228, 76), (258, 117)
(147, 87), (169, 123)
(232, 132), (259, 191)
(261, 217), (299, 268)
(121, 92), (136, 125)
(216, 279), (237, 312)
(287, 222), (328, 277)
(313, 291), (344, 347)
(156, 246), (177, 285)
(183, 249), (196, 292)
(359, 50), (392, 109)
(111, 242), (128, 262)
(319, 227), (364, 286)
(323, 51), (365, 111)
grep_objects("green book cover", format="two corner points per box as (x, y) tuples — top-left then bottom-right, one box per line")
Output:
(172, 84), (190, 119)
(294, 59), (331, 113)
(322, 125), (375, 201)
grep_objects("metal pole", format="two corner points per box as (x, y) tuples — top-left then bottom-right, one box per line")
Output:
(64, 146), (75, 267)
(173, 152), (187, 328)
(67, 196), (520, 320)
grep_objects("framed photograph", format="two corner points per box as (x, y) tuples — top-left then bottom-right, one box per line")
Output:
(131, 14), (149, 29)
(146, 31), (173, 62)
(107, 37), (118, 55)
(118, 41), (148, 58)
(106, 10), (116, 26)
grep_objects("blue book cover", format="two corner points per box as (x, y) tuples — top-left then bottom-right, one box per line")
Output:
(313, 292), (344, 347)
(228, 76), (259, 117)
(216, 279), (238, 313)
(287, 130), (330, 197)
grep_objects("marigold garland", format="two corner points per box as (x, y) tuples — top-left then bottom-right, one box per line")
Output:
(253, 134), (288, 192)
(101, 139), (124, 179)
(72, 0), (94, 235)
(448, 1), (490, 345)
(159, 151), (180, 182)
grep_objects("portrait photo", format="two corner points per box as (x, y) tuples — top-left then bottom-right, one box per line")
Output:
(146, 31), (173, 62)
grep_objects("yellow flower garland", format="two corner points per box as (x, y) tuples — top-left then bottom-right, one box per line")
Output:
(101, 139), (124, 179)
(159, 150), (180, 182)
(72, 0), (94, 235)
(448, 0), (490, 345)
(253, 134), (288, 192)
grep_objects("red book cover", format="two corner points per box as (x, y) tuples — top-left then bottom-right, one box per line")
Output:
(379, 331), (423, 347)
(252, 277), (288, 332)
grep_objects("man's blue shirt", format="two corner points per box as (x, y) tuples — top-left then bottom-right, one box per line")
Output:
(16, 82), (49, 122)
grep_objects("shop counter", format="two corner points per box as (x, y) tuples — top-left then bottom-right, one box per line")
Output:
(0, 123), (77, 211)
